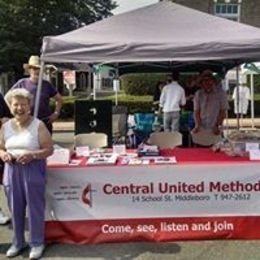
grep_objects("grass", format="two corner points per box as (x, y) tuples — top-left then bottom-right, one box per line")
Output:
(96, 94), (153, 102)
(61, 94), (153, 103)
(62, 92), (260, 102)
(253, 94), (260, 100)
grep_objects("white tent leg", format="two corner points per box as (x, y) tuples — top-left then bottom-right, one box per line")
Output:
(224, 75), (230, 137)
(115, 67), (119, 106)
(87, 69), (93, 96)
(250, 73), (255, 129)
(115, 89), (118, 106)
(93, 64), (102, 100)
(93, 72), (97, 100)
(34, 61), (45, 118)
(235, 66), (240, 129)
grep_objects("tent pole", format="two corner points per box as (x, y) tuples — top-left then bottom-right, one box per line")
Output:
(115, 85), (118, 106)
(93, 64), (102, 100)
(223, 71), (230, 137)
(34, 60), (45, 117)
(250, 73), (255, 128)
(115, 65), (119, 106)
(88, 67), (93, 96)
(93, 67), (97, 100)
(235, 66), (240, 129)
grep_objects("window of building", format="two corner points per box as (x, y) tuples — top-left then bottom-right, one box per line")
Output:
(214, 3), (240, 22)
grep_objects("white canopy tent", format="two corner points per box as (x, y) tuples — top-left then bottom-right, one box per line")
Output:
(35, 1), (260, 127)
(41, 1), (260, 65)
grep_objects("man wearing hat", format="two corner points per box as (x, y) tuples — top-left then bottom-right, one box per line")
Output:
(9, 55), (63, 134)
(193, 70), (228, 135)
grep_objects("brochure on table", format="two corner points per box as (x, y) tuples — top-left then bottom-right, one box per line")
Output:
(87, 154), (118, 165)
(48, 144), (178, 166)
(47, 146), (70, 165)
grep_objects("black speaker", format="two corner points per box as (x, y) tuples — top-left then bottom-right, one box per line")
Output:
(75, 100), (112, 147)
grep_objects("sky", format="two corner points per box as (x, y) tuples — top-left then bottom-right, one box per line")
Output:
(113, 0), (158, 14)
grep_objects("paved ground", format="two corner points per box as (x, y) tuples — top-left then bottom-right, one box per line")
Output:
(53, 118), (260, 132)
(1, 131), (260, 260)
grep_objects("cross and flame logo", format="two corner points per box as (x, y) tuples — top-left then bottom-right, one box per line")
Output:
(81, 184), (96, 207)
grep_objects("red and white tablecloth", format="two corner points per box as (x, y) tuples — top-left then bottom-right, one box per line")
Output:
(45, 148), (260, 244)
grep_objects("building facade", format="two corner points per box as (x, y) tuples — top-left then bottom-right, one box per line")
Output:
(162, 0), (260, 28)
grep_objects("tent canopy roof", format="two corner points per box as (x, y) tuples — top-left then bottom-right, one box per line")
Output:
(41, 1), (260, 73)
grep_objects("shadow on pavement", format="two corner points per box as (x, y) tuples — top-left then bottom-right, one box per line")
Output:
(44, 242), (181, 259)
(0, 243), (30, 259)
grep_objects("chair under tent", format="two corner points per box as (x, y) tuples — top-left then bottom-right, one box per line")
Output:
(127, 113), (155, 148)
(74, 132), (108, 149)
(112, 106), (128, 145)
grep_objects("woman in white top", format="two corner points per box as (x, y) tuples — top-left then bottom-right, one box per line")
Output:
(0, 89), (53, 259)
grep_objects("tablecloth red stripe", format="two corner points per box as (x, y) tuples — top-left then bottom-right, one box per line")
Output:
(45, 216), (260, 244)
(49, 148), (254, 168)
(161, 148), (250, 164)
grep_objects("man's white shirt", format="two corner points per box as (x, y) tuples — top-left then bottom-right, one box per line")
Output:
(159, 81), (186, 112)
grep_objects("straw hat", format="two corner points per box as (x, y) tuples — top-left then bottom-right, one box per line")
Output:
(197, 70), (216, 83)
(23, 55), (57, 73)
(23, 55), (41, 70)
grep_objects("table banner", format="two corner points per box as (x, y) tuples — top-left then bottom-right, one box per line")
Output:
(45, 163), (260, 244)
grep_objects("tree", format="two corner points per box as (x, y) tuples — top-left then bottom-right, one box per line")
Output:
(0, 0), (117, 77)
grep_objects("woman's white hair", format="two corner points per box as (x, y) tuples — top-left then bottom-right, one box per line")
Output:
(5, 89), (33, 106)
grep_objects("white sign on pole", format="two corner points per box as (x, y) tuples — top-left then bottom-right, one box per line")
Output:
(113, 79), (120, 92)
(63, 70), (76, 85)
(63, 70), (76, 96)
(113, 79), (120, 106)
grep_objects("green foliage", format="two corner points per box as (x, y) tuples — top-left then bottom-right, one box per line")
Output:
(52, 95), (154, 119)
(121, 73), (168, 96)
(54, 95), (260, 120)
(0, 0), (117, 72)
(120, 73), (198, 96)
(97, 94), (153, 102)
(250, 74), (260, 93)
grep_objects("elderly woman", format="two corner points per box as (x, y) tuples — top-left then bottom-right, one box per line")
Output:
(0, 89), (53, 259)
(0, 92), (11, 225)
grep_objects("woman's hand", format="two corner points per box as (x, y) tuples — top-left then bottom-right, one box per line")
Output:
(16, 152), (34, 165)
(1, 152), (13, 163)
(192, 126), (200, 134)
(212, 126), (221, 135)
(48, 112), (59, 123)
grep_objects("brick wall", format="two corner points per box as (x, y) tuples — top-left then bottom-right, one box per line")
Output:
(170, 0), (213, 13)
(168, 0), (260, 28)
(241, 0), (260, 28)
